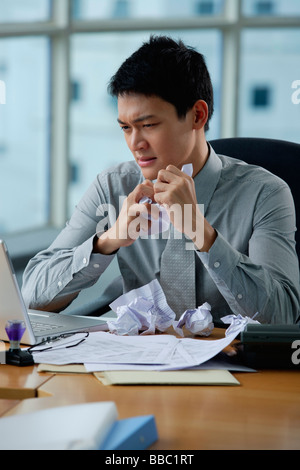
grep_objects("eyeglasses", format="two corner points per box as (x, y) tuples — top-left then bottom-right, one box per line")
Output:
(28, 332), (89, 354)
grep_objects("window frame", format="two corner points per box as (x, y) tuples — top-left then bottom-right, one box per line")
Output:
(0, 0), (299, 232)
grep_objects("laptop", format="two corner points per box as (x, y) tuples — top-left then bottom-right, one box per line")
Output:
(0, 240), (109, 345)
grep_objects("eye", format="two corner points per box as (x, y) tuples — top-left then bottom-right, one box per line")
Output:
(120, 125), (130, 132)
(143, 123), (157, 128)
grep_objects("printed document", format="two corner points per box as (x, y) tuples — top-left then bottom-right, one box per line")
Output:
(31, 315), (252, 371)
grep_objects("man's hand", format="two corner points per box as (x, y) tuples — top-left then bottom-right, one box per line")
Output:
(93, 180), (156, 254)
(154, 165), (216, 251)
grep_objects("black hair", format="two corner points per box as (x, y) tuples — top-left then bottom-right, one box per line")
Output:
(108, 35), (214, 132)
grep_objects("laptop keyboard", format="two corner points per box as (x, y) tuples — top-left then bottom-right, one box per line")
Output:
(31, 321), (61, 333)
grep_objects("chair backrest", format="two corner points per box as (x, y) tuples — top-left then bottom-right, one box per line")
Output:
(210, 137), (300, 260)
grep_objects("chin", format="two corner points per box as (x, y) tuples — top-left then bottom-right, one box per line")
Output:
(140, 168), (158, 181)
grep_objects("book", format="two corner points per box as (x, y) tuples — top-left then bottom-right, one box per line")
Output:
(0, 401), (157, 450)
(101, 415), (158, 450)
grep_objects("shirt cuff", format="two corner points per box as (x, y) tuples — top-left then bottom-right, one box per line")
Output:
(72, 234), (115, 277)
(196, 231), (249, 317)
(197, 230), (241, 277)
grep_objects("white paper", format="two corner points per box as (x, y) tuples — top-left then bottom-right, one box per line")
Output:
(173, 303), (214, 337)
(83, 326), (243, 372)
(221, 313), (260, 336)
(85, 314), (257, 372)
(139, 163), (193, 236)
(138, 196), (170, 235)
(32, 331), (179, 366)
(109, 279), (175, 335)
(108, 279), (214, 337)
(32, 314), (252, 372)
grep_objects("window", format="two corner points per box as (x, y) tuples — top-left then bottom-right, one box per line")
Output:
(239, 28), (300, 141)
(0, 0), (299, 240)
(0, 79), (5, 105)
(72, 0), (225, 20)
(195, 1), (216, 15)
(0, 0), (51, 23)
(69, 30), (222, 212)
(254, 1), (275, 15)
(243, 0), (300, 16)
(0, 37), (50, 234)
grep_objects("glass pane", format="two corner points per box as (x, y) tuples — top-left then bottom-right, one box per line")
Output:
(0, 37), (50, 234)
(0, 0), (52, 23)
(243, 0), (300, 16)
(69, 31), (222, 213)
(72, 0), (225, 20)
(238, 29), (300, 144)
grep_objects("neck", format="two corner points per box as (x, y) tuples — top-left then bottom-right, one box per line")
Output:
(191, 137), (210, 178)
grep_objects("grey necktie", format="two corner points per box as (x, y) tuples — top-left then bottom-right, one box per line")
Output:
(160, 226), (196, 319)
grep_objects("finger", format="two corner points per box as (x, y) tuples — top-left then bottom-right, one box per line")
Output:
(156, 168), (177, 184)
(153, 192), (167, 207)
(167, 165), (193, 180)
(141, 179), (155, 191)
(166, 164), (184, 175)
(128, 212), (150, 239)
(157, 165), (190, 183)
(134, 180), (155, 203)
(153, 181), (169, 194)
(128, 202), (148, 218)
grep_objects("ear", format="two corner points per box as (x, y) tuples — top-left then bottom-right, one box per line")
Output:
(192, 100), (208, 130)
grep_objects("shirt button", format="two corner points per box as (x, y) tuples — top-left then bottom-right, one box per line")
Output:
(93, 264), (100, 269)
(214, 261), (220, 268)
(83, 258), (87, 265)
(58, 281), (62, 287)
(237, 294), (243, 300)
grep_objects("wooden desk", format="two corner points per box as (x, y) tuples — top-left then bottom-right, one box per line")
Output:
(1, 330), (300, 450)
(0, 364), (51, 400)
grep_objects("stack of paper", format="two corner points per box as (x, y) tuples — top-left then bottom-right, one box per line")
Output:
(31, 316), (252, 375)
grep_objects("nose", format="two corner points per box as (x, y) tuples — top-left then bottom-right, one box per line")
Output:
(129, 129), (149, 152)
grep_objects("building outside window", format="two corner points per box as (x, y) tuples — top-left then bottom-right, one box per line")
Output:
(252, 86), (272, 108)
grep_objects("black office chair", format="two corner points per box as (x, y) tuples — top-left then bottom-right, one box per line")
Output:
(210, 137), (300, 260)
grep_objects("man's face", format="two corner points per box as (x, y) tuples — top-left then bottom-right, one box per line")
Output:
(117, 93), (198, 180)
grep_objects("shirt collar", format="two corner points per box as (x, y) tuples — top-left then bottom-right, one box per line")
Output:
(194, 143), (222, 215)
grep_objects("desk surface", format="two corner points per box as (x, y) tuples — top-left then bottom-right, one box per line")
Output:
(1, 329), (300, 450)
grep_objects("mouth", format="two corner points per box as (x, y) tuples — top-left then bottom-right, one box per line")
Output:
(137, 157), (157, 168)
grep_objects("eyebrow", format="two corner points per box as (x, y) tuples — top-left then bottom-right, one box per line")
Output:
(117, 114), (156, 125)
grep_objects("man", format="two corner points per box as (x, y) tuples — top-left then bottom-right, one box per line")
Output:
(22, 35), (299, 324)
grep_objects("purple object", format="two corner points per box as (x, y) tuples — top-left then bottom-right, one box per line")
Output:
(5, 320), (26, 343)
